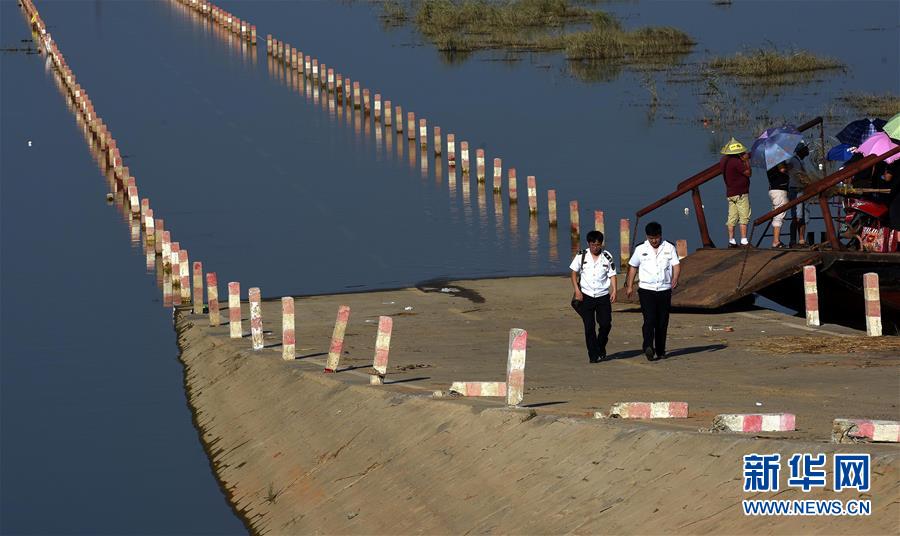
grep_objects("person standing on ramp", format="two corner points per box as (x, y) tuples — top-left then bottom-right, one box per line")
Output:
(570, 231), (617, 363)
(625, 222), (681, 361)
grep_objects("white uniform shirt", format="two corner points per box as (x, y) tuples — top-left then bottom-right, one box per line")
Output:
(628, 240), (680, 291)
(569, 249), (616, 298)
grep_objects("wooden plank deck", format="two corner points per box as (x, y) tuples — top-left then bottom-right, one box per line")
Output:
(671, 249), (823, 308)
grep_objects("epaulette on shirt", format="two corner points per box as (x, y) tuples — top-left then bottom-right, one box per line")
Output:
(601, 250), (614, 264)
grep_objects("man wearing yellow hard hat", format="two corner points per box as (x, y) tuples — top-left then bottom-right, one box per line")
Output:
(719, 137), (752, 247)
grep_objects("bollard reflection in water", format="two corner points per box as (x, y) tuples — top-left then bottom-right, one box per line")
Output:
(528, 214), (539, 267)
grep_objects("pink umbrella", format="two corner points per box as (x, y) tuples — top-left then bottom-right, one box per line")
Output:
(857, 131), (899, 163)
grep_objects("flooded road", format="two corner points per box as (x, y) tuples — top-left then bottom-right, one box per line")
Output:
(0, 0), (896, 532)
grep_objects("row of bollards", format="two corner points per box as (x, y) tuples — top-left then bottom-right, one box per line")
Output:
(27, 0), (893, 435)
(803, 266), (882, 336)
(174, 0), (256, 44)
(259, 24), (647, 264)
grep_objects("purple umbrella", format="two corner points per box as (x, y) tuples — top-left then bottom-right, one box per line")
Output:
(857, 131), (899, 164)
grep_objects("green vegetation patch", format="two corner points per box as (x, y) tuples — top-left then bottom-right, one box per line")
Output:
(384, 0), (694, 62)
(709, 49), (844, 78)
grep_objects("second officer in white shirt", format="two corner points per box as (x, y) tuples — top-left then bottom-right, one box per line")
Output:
(625, 221), (681, 361)
(570, 230), (617, 363)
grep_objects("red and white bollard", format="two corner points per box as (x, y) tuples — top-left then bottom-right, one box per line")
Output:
(803, 265), (820, 327)
(447, 134), (456, 166)
(384, 100), (392, 126)
(526, 176), (537, 214)
(620, 218), (631, 268)
(179, 250), (191, 303)
(144, 209), (154, 239)
(476, 149), (485, 182)
(281, 297), (295, 361)
(864, 272), (881, 336)
(506, 328), (527, 407)
(610, 402), (688, 419)
(228, 282), (241, 338)
(170, 245), (181, 306)
(448, 382), (507, 397)
(433, 126), (442, 156)
(327, 69), (335, 92)
(460, 141), (470, 174)
(352, 81), (360, 108)
(249, 287), (263, 350)
(569, 200), (579, 236)
(207, 272), (219, 327)
(548, 190), (557, 226)
(676, 239), (688, 259)
(407, 112), (416, 141)
(324, 305), (350, 372)
(493, 158), (502, 192)
(370, 316), (393, 385)
(192, 261), (204, 314)
(508, 168), (517, 202)
(363, 88), (371, 115)
(395, 105), (403, 134)
(161, 231), (171, 271)
(594, 210), (605, 234)
(418, 118), (427, 148)
(713, 413), (796, 433)
(374, 94), (382, 121)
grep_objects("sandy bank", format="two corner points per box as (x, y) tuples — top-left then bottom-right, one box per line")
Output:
(177, 276), (899, 534)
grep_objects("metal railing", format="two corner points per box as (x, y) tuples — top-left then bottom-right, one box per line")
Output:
(633, 117), (825, 248)
(751, 146), (900, 249)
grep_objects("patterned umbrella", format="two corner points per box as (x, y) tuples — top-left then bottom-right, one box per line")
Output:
(835, 118), (886, 146)
(750, 128), (804, 170)
(857, 131), (899, 164)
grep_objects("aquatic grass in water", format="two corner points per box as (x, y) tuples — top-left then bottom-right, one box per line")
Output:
(564, 25), (694, 60)
(388, 0), (694, 61)
(709, 49), (844, 78)
(840, 92), (900, 118)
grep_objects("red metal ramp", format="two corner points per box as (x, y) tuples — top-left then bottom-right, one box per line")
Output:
(670, 249), (822, 308)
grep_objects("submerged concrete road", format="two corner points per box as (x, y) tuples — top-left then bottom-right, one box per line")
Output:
(177, 276), (899, 533)
(192, 275), (897, 441)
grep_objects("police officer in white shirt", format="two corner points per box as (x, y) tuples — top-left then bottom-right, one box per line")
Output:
(570, 231), (617, 363)
(625, 222), (681, 361)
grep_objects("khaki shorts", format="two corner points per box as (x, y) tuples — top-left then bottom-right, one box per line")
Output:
(726, 194), (751, 226)
(768, 189), (788, 226)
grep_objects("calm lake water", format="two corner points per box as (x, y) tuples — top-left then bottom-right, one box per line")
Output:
(1, 0), (897, 532)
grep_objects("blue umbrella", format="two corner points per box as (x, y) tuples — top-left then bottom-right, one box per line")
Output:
(826, 143), (854, 162)
(750, 130), (804, 170)
(835, 118), (886, 146)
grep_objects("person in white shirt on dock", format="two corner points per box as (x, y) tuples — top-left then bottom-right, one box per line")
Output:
(625, 222), (681, 361)
(570, 231), (617, 363)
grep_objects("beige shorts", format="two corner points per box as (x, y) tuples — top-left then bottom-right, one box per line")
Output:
(768, 189), (789, 226)
(726, 194), (751, 226)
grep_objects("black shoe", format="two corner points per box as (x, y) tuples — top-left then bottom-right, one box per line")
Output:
(644, 347), (655, 361)
(657, 351), (667, 359)
(589, 356), (600, 363)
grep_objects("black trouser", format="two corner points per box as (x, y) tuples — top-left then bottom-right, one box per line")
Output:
(577, 294), (612, 360)
(638, 288), (672, 355)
